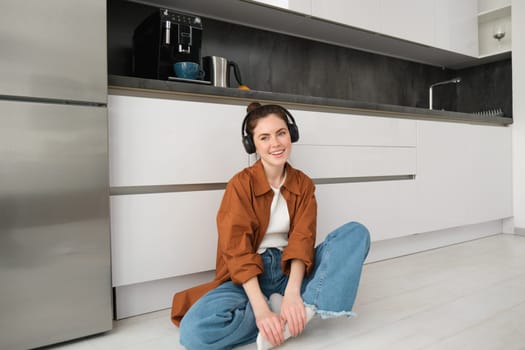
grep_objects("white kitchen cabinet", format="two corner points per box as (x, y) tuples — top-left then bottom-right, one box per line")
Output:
(108, 95), (247, 187)
(297, 112), (512, 244)
(316, 120), (512, 243)
(310, 0), (477, 57)
(290, 0), (311, 14)
(111, 190), (223, 286)
(311, 0), (432, 45)
(249, 0), (311, 14)
(311, 0), (381, 32)
(435, 0), (478, 57)
(107, 94), (513, 318)
(250, 0), (479, 58)
(413, 121), (512, 234)
(380, 0), (435, 47)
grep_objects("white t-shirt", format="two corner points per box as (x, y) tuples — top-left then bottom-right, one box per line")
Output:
(257, 177), (290, 254)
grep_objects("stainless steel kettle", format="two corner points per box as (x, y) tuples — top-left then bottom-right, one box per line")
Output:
(203, 56), (244, 88)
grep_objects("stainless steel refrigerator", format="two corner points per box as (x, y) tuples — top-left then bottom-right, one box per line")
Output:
(0, 1), (112, 349)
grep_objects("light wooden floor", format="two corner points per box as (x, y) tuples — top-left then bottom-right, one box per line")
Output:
(48, 233), (525, 350)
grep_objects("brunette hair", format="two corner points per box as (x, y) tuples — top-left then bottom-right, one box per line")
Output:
(244, 102), (291, 137)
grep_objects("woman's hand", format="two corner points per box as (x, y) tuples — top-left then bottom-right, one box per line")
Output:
(280, 292), (306, 337)
(243, 277), (285, 346)
(281, 259), (307, 337)
(255, 308), (285, 346)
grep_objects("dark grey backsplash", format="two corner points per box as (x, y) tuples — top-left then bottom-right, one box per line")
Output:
(457, 59), (512, 116)
(108, 0), (512, 117)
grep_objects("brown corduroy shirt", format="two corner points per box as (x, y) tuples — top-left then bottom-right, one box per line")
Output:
(171, 160), (317, 326)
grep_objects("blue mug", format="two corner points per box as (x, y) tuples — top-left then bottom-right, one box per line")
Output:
(174, 62), (204, 80)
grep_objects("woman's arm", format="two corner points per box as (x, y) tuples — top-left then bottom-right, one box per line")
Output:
(243, 277), (285, 346)
(281, 259), (307, 336)
(217, 178), (264, 284)
(281, 177), (317, 276)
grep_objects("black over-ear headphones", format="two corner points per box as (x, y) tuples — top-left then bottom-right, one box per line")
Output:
(241, 105), (299, 154)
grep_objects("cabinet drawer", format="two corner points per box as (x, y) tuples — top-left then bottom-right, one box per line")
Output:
(315, 180), (417, 242)
(109, 95), (247, 187)
(291, 109), (417, 147)
(290, 144), (416, 178)
(110, 191), (223, 286)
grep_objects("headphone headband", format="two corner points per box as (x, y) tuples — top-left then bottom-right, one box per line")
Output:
(241, 104), (299, 154)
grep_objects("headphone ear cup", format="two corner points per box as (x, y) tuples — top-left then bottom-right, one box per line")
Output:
(289, 123), (299, 143)
(242, 135), (256, 154)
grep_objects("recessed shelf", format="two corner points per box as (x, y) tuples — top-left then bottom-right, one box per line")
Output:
(477, 4), (511, 58)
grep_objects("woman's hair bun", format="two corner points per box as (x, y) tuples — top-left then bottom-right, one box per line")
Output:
(246, 102), (262, 113)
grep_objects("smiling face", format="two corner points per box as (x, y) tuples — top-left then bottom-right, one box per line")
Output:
(252, 114), (292, 171)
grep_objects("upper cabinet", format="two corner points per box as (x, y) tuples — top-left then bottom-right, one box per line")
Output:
(251, 0), (311, 14)
(311, 0), (381, 33)
(477, 0), (512, 58)
(126, 0), (500, 67)
(379, 0), (436, 49)
(310, 0), (478, 59)
(435, 0), (479, 57)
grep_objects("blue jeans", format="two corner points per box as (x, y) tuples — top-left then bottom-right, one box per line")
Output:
(179, 221), (370, 350)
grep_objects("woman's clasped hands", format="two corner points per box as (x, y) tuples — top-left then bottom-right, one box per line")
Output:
(256, 293), (307, 347)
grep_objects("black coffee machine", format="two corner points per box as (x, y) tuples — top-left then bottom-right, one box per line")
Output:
(133, 8), (203, 80)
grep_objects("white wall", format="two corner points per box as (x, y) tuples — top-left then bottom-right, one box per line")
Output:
(512, 1), (525, 231)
